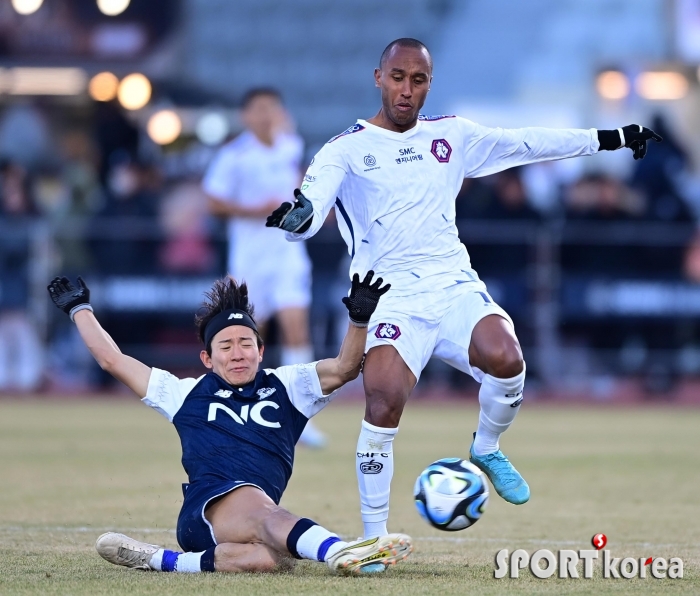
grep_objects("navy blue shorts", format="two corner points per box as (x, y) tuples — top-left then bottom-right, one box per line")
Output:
(176, 480), (262, 552)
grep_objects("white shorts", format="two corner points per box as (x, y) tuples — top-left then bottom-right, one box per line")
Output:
(365, 282), (513, 383)
(229, 243), (311, 322)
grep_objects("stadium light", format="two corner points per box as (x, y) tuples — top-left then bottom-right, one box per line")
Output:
(88, 72), (119, 102)
(596, 71), (630, 100)
(11, 0), (43, 15)
(635, 71), (689, 100)
(196, 112), (230, 145)
(96, 0), (130, 16)
(147, 110), (182, 145)
(117, 73), (151, 110)
(0, 67), (87, 95)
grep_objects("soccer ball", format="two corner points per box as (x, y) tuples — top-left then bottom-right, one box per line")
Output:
(414, 458), (489, 531)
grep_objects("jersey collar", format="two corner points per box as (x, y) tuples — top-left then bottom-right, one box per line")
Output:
(357, 118), (423, 140)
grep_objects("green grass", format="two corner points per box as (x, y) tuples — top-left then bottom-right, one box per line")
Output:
(0, 399), (698, 595)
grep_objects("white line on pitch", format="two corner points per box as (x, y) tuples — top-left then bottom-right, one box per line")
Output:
(0, 526), (696, 549)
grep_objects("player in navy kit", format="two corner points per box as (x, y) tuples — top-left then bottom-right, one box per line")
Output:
(47, 272), (412, 575)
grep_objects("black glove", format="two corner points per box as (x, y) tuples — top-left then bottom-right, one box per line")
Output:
(598, 124), (662, 160)
(342, 270), (391, 327)
(265, 188), (314, 233)
(47, 276), (93, 322)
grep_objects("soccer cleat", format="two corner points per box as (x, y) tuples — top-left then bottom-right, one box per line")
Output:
(326, 534), (413, 575)
(470, 434), (530, 505)
(95, 532), (161, 570)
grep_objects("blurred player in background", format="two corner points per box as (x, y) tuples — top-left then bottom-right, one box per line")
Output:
(203, 88), (325, 448)
(267, 38), (661, 539)
(46, 272), (412, 575)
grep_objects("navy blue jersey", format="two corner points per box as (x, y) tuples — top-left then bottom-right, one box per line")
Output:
(142, 363), (336, 504)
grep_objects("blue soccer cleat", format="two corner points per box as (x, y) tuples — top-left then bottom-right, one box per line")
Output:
(469, 433), (530, 505)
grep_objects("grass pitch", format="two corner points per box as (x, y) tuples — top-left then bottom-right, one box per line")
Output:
(0, 397), (698, 595)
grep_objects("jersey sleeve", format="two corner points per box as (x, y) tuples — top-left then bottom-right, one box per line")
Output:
(141, 368), (202, 422)
(285, 141), (347, 242)
(266, 362), (339, 418)
(202, 147), (239, 201)
(458, 117), (600, 178)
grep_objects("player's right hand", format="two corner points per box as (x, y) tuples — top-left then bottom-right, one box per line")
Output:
(342, 270), (391, 328)
(265, 189), (314, 233)
(47, 276), (93, 322)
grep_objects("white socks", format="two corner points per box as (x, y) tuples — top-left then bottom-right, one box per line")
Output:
(149, 547), (216, 572)
(356, 420), (398, 538)
(473, 365), (526, 456)
(294, 524), (345, 562)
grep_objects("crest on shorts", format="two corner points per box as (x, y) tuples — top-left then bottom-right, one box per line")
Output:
(431, 139), (452, 163)
(375, 323), (401, 340)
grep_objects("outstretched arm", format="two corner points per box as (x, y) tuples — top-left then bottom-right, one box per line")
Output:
(462, 119), (661, 178)
(315, 271), (390, 394)
(47, 277), (151, 397)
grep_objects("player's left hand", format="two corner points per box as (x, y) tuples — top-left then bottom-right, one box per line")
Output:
(342, 270), (391, 327)
(47, 276), (94, 322)
(265, 189), (314, 233)
(598, 125), (663, 160)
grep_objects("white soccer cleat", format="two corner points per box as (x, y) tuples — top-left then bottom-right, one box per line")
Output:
(95, 532), (161, 570)
(326, 534), (413, 575)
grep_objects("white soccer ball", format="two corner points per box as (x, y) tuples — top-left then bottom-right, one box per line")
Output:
(414, 458), (489, 531)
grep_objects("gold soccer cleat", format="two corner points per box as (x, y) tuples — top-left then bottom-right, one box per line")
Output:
(326, 533), (413, 575)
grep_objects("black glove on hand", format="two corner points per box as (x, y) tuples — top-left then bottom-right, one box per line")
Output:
(598, 124), (662, 160)
(265, 188), (314, 233)
(342, 270), (391, 327)
(47, 276), (93, 322)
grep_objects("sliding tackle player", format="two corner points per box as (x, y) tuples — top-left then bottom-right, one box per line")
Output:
(47, 272), (411, 575)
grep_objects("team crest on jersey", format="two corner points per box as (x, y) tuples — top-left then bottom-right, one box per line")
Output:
(215, 389), (233, 398)
(375, 323), (401, 340)
(329, 123), (366, 143)
(256, 387), (277, 400)
(431, 139), (452, 163)
(418, 114), (456, 121)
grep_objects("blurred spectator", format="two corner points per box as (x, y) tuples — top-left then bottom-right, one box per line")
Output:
(32, 131), (104, 273)
(93, 102), (140, 185)
(683, 231), (700, 283)
(565, 173), (644, 221)
(456, 168), (540, 221)
(91, 156), (161, 275)
(159, 181), (217, 274)
(630, 114), (694, 223)
(0, 160), (44, 392)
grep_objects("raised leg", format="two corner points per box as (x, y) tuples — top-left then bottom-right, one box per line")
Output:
(467, 314), (530, 504)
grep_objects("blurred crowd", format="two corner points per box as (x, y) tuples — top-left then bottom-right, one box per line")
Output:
(1, 101), (699, 393)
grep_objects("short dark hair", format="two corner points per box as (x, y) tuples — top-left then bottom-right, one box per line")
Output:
(240, 87), (283, 109)
(195, 277), (263, 354)
(379, 38), (432, 70)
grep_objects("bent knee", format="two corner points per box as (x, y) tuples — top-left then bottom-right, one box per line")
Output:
(482, 342), (524, 378)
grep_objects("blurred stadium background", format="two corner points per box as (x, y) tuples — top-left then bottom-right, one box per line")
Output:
(2, 0), (700, 401)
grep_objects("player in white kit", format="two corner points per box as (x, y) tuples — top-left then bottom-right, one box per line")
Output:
(204, 88), (325, 447)
(266, 39), (662, 539)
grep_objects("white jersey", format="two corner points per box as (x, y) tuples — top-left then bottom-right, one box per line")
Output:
(203, 130), (306, 263)
(287, 115), (599, 296)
